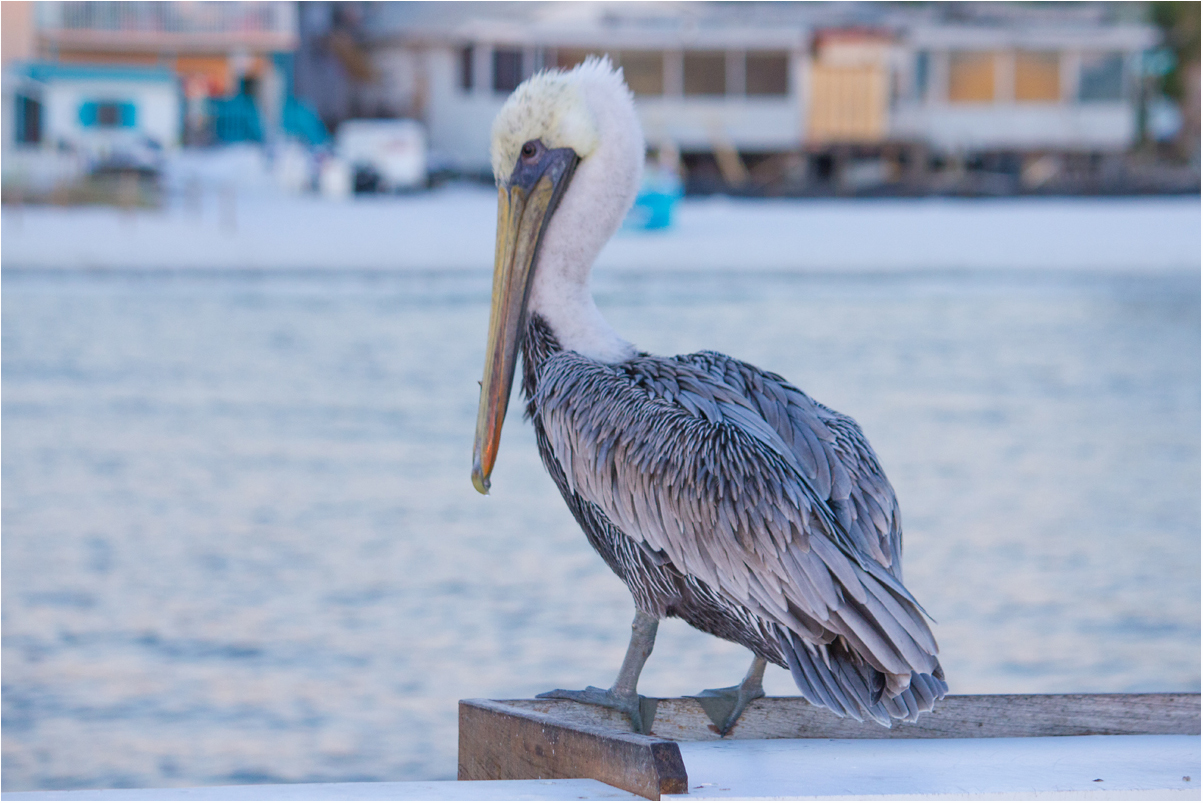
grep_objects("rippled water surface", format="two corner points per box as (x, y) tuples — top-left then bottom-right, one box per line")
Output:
(3, 268), (1199, 792)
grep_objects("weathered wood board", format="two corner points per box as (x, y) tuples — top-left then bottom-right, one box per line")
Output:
(500, 692), (1201, 741)
(459, 698), (687, 800)
(459, 693), (1200, 800)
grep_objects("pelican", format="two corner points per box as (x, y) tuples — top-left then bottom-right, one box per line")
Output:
(472, 58), (946, 736)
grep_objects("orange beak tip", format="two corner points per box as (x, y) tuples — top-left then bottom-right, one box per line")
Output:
(471, 467), (491, 495)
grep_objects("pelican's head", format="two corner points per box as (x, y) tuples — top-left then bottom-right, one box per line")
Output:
(472, 57), (644, 494)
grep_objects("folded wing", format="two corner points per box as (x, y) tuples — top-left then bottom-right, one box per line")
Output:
(535, 350), (943, 720)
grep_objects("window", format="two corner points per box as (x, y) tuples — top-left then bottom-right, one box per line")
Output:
(554, 50), (662, 95)
(97, 102), (121, 126)
(1079, 53), (1124, 101)
(79, 100), (135, 127)
(556, 48), (601, 70)
(460, 46), (474, 91)
(1015, 51), (1060, 102)
(16, 95), (41, 143)
(684, 51), (725, 96)
(493, 48), (523, 93)
(618, 51), (663, 96)
(914, 51), (930, 99)
(948, 51), (996, 103)
(746, 52), (788, 96)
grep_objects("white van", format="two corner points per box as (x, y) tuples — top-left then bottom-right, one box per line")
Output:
(335, 119), (427, 192)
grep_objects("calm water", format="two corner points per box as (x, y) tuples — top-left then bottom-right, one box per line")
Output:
(3, 268), (1199, 792)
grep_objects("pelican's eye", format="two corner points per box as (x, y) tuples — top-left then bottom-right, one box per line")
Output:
(520, 140), (540, 160)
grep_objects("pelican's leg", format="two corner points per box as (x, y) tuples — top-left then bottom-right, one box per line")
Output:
(689, 655), (767, 736)
(537, 610), (659, 734)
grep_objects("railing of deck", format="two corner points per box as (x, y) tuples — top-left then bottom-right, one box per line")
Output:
(36, 1), (295, 38)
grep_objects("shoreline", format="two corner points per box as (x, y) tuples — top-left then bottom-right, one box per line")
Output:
(2, 189), (1198, 274)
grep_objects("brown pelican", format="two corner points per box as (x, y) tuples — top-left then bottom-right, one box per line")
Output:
(472, 58), (945, 736)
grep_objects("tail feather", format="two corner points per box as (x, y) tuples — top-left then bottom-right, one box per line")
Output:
(777, 628), (948, 726)
(782, 631), (862, 719)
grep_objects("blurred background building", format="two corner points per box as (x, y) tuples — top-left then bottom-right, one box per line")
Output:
(1, 0), (1199, 200)
(1, 0), (324, 203)
(2, 1), (302, 145)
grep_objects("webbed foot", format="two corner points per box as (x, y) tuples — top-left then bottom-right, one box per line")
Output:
(689, 655), (767, 736)
(537, 686), (658, 735)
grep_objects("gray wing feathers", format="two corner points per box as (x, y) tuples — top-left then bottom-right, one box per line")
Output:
(687, 353), (903, 574)
(535, 351), (941, 689)
(780, 626), (947, 725)
(698, 351), (931, 618)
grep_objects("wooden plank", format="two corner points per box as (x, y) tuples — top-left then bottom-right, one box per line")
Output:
(496, 693), (1200, 742)
(458, 699), (687, 800)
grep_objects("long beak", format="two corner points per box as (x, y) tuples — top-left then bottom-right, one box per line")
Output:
(472, 148), (578, 494)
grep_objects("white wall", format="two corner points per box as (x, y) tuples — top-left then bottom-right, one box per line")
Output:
(43, 79), (181, 149)
(423, 46), (506, 173)
(1, 73), (18, 150)
(892, 102), (1136, 152)
(637, 97), (800, 152)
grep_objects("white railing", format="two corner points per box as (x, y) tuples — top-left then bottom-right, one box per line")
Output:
(37, 1), (295, 37)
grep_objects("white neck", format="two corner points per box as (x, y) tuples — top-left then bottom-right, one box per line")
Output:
(526, 74), (644, 363)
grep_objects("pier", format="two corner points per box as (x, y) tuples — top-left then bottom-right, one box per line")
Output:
(8, 693), (1198, 800)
